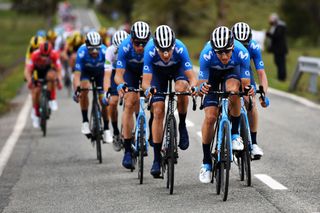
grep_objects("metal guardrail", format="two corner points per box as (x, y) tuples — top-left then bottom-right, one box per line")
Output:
(289, 56), (320, 94)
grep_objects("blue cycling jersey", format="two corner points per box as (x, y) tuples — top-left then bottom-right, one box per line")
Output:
(199, 40), (251, 80)
(246, 39), (265, 71)
(143, 39), (193, 74)
(74, 44), (107, 72)
(116, 35), (145, 70)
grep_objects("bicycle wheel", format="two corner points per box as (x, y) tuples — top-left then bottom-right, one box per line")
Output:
(220, 122), (230, 201)
(39, 89), (48, 137)
(137, 117), (145, 184)
(167, 115), (177, 195)
(240, 114), (251, 186)
(92, 103), (102, 164)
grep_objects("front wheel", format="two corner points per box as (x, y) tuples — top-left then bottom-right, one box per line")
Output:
(137, 117), (145, 184)
(240, 114), (251, 186)
(167, 116), (177, 195)
(92, 103), (102, 164)
(39, 89), (49, 137)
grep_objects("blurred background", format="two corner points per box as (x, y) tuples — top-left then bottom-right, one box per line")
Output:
(0, 0), (320, 114)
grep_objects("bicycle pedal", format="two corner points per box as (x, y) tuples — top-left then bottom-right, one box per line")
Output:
(251, 155), (261, 161)
(85, 133), (92, 139)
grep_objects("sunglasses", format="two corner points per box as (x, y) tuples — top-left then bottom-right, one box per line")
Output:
(215, 49), (233, 55)
(87, 46), (101, 53)
(156, 45), (175, 53)
(133, 40), (148, 47)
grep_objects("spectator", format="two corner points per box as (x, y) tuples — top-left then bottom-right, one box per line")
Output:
(266, 13), (288, 81)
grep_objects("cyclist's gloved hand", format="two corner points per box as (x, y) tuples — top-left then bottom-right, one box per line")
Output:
(57, 78), (63, 90)
(260, 96), (270, 108)
(244, 85), (255, 96)
(199, 82), (211, 94)
(102, 91), (109, 106)
(190, 86), (198, 96)
(117, 82), (128, 96)
(145, 86), (156, 98)
(27, 80), (33, 89)
(73, 86), (80, 103)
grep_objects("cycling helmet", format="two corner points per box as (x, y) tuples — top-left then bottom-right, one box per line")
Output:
(154, 25), (176, 52)
(85, 31), (101, 47)
(210, 26), (234, 51)
(36, 29), (46, 37)
(30, 36), (45, 49)
(232, 22), (252, 43)
(130, 21), (150, 40)
(112, 30), (129, 48)
(46, 29), (57, 40)
(39, 41), (53, 56)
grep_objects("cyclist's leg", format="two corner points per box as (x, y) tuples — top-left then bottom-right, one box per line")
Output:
(174, 67), (190, 150)
(109, 69), (120, 136)
(31, 82), (41, 128)
(78, 69), (90, 134)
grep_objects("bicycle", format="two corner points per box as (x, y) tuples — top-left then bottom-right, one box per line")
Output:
(37, 78), (51, 137)
(236, 85), (267, 187)
(200, 88), (250, 201)
(124, 87), (150, 184)
(155, 79), (196, 195)
(79, 76), (104, 164)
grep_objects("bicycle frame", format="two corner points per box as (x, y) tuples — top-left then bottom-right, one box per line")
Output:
(216, 97), (233, 162)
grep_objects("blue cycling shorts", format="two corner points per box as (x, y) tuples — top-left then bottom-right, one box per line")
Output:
(80, 68), (104, 94)
(109, 69), (118, 96)
(123, 64), (143, 89)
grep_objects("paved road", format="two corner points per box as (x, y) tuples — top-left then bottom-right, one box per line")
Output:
(0, 85), (319, 213)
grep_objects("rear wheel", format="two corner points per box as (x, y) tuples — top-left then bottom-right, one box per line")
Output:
(138, 117), (145, 184)
(240, 114), (251, 186)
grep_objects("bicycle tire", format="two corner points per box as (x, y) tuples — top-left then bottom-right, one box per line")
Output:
(40, 89), (48, 137)
(240, 114), (251, 186)
(220, 122), (230, 201)
(138, 117), (145, 184)
(93, 103), (102, 164)
(167, 115), (177, 195)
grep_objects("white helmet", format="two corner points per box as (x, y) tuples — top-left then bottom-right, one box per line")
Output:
(154, 25), (176, 51)
(130, 21), (150, 40)
(210, 26), (234, 51)
(232, 22), (252, 43)
(112, 30), (129, 48)
(85, 31), (101, 47)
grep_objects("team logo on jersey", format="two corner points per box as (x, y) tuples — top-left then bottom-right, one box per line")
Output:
(250, 43), (260, 50)
(75, 64), (81, 70)
(175, 47), (183, 54)
(203, 50), (213, 61)
(245, 70), (250, 77)
(79, 50), (85, 58)
(123, 43), (130, 53)
(199, 70), (204, 78)
(185, 62), (192, 68)
(102, 48), (106, 54)
(149, 48), (156, 57)
(238, 51), (249, 60)
(259, 61), (264, 66)
(117, 61), (123, 67)
(144, 65), (150, 71)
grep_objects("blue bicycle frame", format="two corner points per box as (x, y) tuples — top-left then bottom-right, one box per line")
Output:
(216, 97), (233, 162)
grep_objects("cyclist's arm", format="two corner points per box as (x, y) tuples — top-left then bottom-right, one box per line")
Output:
(114, 45), (126, 85)
(251, 42), (269, 93)
(25, 53), (35, 83)
(257, 69), (268, 93)
(185, 69), (198, 87)
(73, 52), (82, 90)
(104, 47), (114, 90)
(115, 68), (125, 85)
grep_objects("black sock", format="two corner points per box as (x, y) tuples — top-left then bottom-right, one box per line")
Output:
(231, 116), (240, 135)
(112, 121), (119, 135)
(202, 143), (212, 165)
(82, 110), (88, 122)
(153, 142), (162, 163)
(251, 132), (257, 145)
(103, 118), (109, 130)
(148, 112), (154, 141)
(124, 138), (132, 153)
(179, 113), (187, 126)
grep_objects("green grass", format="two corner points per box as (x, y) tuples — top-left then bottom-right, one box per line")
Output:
(0, 10), (46, 114)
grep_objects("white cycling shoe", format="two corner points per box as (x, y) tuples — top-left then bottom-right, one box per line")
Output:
(251, 144), (264, 159)
(232, 134), (244, 151)
(81, 122), (91, 135)
(103, 129), (113, 144)
(49, 100), (58, 111)
(199, 164), (212, 184)
(32, 116), (40, 128)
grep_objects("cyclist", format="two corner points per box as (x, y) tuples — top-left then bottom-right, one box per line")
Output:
(25, 41), (62, 128)
(46, 29), (58, 47)
(198, 26), (252, 183)
(115, 21), (151, 170)
(73, 31), (110, 143)
(98, 27), (108, 46)
(142, 25), (198, 177)
(232, 22), (270, 159)
(103, 30), (129, 149)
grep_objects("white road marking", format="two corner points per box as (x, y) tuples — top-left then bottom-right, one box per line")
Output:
(255, 174), (288, 190)
(0, 95), (31, 177)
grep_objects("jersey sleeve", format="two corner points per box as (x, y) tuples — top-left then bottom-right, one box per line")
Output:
(198, 48), (211, 80)
(116, 43), (127, 69)
(74, 48), (84, 72)
(52, 51), (62, 70)
(143, 47), (154, 74)
(238, 49), (251, 79)
(105, 47), (114, 71)
(177, 42), (193, 71)
(250, 41), (265, 71)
